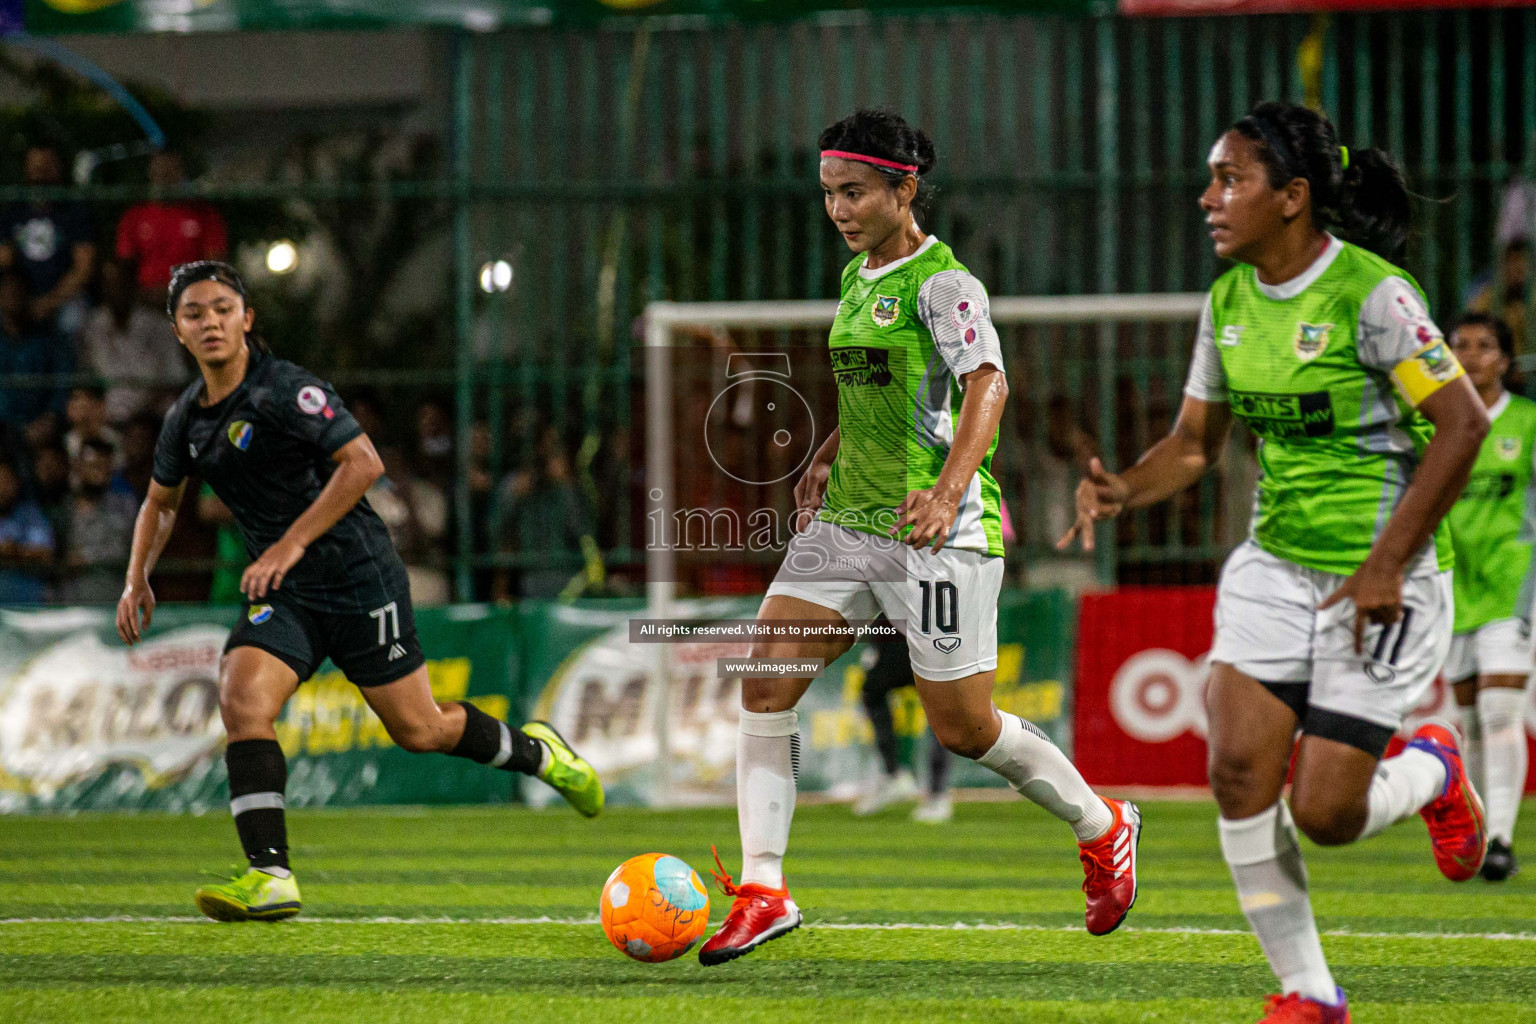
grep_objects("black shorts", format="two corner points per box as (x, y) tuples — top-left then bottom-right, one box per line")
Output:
(225, 589), (426, 688)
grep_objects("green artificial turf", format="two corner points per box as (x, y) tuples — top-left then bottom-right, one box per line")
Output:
(1, 800), (1533, 1023)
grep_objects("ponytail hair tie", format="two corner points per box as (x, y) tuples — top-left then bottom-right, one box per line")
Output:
(1340, 145), (1350, 170)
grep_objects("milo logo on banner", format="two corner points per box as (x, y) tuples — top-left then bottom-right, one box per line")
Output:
(0, 620), (228, 807)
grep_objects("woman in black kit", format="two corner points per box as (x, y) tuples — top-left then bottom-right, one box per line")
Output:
(117, 262), (604, 922)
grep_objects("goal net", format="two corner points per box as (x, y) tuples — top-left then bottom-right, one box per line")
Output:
(531, 293), (1209, 808)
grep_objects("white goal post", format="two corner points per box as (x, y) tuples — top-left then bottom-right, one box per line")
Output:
(641, 292), (1207, 805)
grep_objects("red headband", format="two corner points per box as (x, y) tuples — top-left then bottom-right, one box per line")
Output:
(820, 149), (919, 174)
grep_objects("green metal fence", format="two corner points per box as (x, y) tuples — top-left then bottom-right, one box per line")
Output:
(454, 9), (1536, 590)
(3, 9), (1533, 598)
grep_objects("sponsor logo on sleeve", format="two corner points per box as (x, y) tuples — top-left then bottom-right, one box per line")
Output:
(248, 605), (274, 625)
(296, 385), (327, 415)
(1387, 283), (1434, 327)
(227, 421), (253, 451)
(950, 295), (981, 331)
(871, 295), (900, 327)
(1292, 322), (1332, 362)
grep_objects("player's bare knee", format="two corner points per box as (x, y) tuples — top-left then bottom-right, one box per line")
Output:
(1207, 752), (1269, 814)
(1291, 800), (1363, 847)
(932, 720), (990, 759)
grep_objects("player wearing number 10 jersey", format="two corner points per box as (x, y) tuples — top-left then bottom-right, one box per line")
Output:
(117, 261), (603, 923)
(697, 110), (1141, 968)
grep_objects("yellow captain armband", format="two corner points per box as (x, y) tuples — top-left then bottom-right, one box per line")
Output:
(1390, 337), (1465, 407)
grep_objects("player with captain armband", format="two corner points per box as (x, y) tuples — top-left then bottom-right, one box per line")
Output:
(1442, 312), (1535, 883)
(696, 109), (1142, 967)
(1060, 102), (1490, 1024)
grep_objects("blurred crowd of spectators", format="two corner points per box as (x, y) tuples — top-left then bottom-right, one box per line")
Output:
(1, 137), (1531, 604)
(0, 143), (224, 604)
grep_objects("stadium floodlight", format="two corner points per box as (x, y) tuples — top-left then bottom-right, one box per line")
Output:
(266, 240), (298, 275)
(642, 293), (1206, 806)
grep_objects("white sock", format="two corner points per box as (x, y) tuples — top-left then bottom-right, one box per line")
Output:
(1219, 803), (1337, 1004)
(976, 711), (1113, 842)
(257, 865), (292, 879)
(737, 708), (798, 890)
(1479, 687), (1530, 844)
(1359, 745), (1448, 840)
(1457, 702), (1484, 796)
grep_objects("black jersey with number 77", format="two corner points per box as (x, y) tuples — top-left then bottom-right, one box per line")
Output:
(152, 349), (407, 614)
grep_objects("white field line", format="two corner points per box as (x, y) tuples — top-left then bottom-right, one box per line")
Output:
(0, 915), (1533, 942)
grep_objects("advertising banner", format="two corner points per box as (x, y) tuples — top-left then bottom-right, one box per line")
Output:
(25, 0), (1097, 35)
(522, 589), (1074, 807)
(0, 604), (521, 814)
(1120, 0), (1524, 15)
(1073, 586), (1536, 791)
(1, 590), (1073, 814)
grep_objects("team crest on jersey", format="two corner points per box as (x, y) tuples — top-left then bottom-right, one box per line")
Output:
(1415, 340), (1460, 382)
(871, 295), (900, 327)
(1292, 322), (1333, 362)
(227, 421), (253, 451)
(248, 605), (274, 625)
(1498, 436), (1522, 461)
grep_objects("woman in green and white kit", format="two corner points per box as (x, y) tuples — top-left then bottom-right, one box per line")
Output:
(1063, 102), (1490, 1024)
(1445, 311), (1535, 882)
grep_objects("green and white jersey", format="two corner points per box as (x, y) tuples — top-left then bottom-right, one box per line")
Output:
(1448, 391), (1536, 632)
(820, 235), (1006, 557)
(1184, 235), (1462, 575)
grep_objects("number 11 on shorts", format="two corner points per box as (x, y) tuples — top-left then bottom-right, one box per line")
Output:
(370, 601), (400, 646)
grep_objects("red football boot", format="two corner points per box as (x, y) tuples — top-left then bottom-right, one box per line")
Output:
(1078, 798), (1141, 936)
(1407, 722), (1487, 882)
(697, 848), (802, 967)
(1255, 989), (1351, 1023)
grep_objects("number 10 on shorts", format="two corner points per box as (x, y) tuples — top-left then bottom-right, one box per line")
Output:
(918, 580), (958, 634)
(370, 602), (401, 646)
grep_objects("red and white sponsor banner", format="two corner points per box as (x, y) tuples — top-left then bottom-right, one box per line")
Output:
(1073, 587), (1536, 791)
(1121, 0), (1528, 15)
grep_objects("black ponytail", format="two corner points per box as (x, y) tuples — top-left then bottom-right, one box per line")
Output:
(166, 259), (270, 355)
(818, 108), (938, 213)
(1232, 101), (1412, 263)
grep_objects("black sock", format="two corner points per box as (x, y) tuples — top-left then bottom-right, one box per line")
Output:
(449, 701), (542, 775)
(226, 739), (289, 871)
(861, 648), (903, 776)
(927, 730), (952, 796)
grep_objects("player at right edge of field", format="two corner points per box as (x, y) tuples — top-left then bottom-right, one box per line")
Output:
(1444, 312), (1535, 882)
(1060, 102), (1489, 1024)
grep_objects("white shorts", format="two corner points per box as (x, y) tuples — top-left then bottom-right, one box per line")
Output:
(1211, 540), (1453, 739)
(1444, 618), (1534, 682)
(765, 519), (1004, 682)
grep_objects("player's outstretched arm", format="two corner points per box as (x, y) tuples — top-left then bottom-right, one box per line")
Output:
(1058, 394), (1231, 553)
(118, 479), (186, 645)
(241, 433), (385, 600)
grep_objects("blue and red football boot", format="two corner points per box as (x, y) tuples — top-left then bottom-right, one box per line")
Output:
(1407, 722), (1488, 882)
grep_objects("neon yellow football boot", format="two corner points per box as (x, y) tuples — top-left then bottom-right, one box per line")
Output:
(194, 867), (302, 922)
(523, 721), (604, 818)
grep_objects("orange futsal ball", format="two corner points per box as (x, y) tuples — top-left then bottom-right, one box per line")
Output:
(600, 853), (711, 962)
